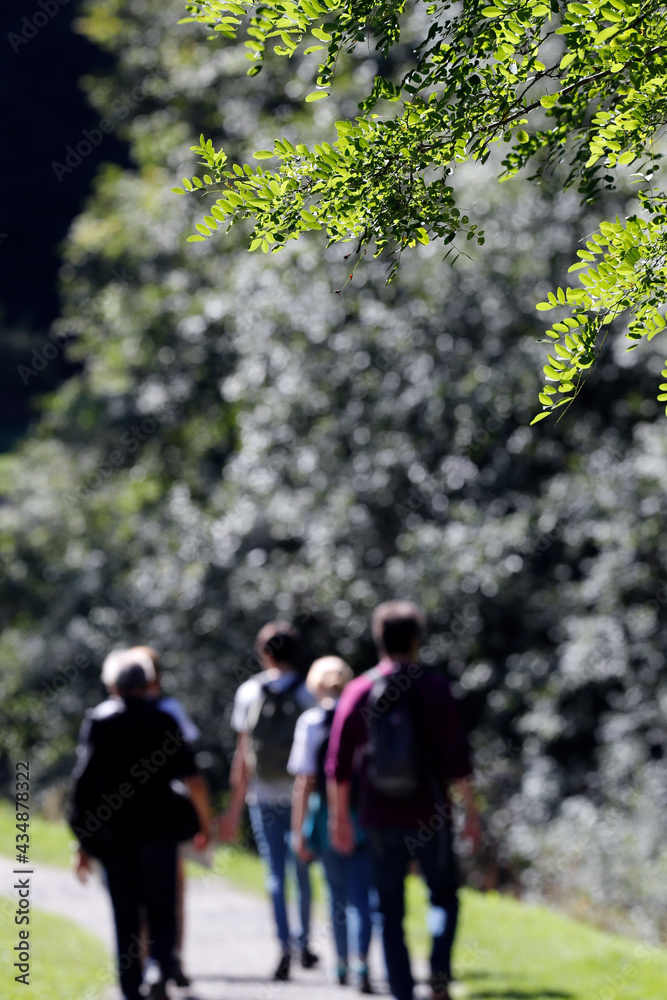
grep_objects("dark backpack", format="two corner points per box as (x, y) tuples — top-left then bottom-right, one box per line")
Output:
(365, 666), (426, 799)
(246, 675), (303, 782)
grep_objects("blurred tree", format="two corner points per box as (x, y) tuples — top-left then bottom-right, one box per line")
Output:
(179, 0), (667, 420)
(0, 0), (665, 941)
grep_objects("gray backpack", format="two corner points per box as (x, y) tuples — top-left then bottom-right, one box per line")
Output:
(246, 675), (303, 781)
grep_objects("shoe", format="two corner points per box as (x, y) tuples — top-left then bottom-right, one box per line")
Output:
(300, 947), (319, 969)
(169, 956), (190, 988)
(274, 951), (291, 981)
(141, 962), (169, 1000)
(358, 971), (373, 994)
(336, 959), (348, 985)
(430, 972), (451, 1000)
(357, 962), (373, 994)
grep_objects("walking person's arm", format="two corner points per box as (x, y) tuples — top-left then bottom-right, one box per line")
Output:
(325, 681), (364, 855)
(291, 774), (316, 862)
(218, 731), (249, 842)
(327, 779), (355, 854)
(184, 772), (212, 848)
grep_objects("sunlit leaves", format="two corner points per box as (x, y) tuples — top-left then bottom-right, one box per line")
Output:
(532, 192), (667, 422)
(180, 0), (667, 419)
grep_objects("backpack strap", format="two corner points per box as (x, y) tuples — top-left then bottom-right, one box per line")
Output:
(315, 706), (336, 796)
(257, 672), (303, 700)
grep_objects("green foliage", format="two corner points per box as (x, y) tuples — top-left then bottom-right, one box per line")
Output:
(0, 895), (110, 1000)
(534, 191), (667, 421)
(179, 0), (667, 413)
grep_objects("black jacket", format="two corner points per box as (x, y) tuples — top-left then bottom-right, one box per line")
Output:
(69, 696), (199, 856)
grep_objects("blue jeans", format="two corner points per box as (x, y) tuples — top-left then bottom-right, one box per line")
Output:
(320, 844), (373, 963)
(249, 800), (312, 950)
(369, 826), (458, 1000)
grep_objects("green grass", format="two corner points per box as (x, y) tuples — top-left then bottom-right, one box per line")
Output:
(408, 882), (667, 999)
(2, 802), (667, 999)
(0, 800), (77, 868)
(0, 897), (111, 1000)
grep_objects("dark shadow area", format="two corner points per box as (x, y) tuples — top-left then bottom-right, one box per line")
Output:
(0, 0), (130, 449)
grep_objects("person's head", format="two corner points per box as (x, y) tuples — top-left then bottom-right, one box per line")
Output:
(255, 621), (300, 670)
(101, 648), (156, 698)
(126, 645), (161, 694)
(306, 656), (353, 707)
(371, 600), (425, 660)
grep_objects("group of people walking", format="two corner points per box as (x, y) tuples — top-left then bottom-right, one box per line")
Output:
(69, 600), (481, 1000)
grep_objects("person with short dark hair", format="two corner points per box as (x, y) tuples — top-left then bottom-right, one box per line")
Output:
(370, 600), (425, 657)
(69, 652), (210, 1000)
(219, 620), (317, 981)
(326, 601), (482, 1000)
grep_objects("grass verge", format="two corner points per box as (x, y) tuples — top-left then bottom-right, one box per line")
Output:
(0, 897), (110, 1000)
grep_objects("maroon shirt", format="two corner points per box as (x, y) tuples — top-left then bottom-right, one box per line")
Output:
(325, 659), (472, 828)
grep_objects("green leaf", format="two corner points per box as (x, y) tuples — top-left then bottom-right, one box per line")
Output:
(305, 91), (329, 102)
(253, 150), (276, 159)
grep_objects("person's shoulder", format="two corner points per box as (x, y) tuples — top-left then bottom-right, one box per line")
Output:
(417, 667), (456, 702)
(338, 671), (375, 709)
(84, 698), (128, 735)
(157, 695), (181, 710)
(295, 678), (316, 708)
(419, 666), (452, 690)
(88, 697), (123, 721)
(299, 704), (326, 729)
(235, 673), (264, 701)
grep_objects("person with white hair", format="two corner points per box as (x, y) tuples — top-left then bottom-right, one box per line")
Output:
(288, 656), (374, 994)
(90, 645), (202, 988)
(69, 650), (210, 1000)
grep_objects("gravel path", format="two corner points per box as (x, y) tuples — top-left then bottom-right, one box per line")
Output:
(1, 855), (395, 1000)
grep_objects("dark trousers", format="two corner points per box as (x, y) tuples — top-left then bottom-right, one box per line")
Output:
(102, 839), (178, 1000)
(368, 826), (458, 1000)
